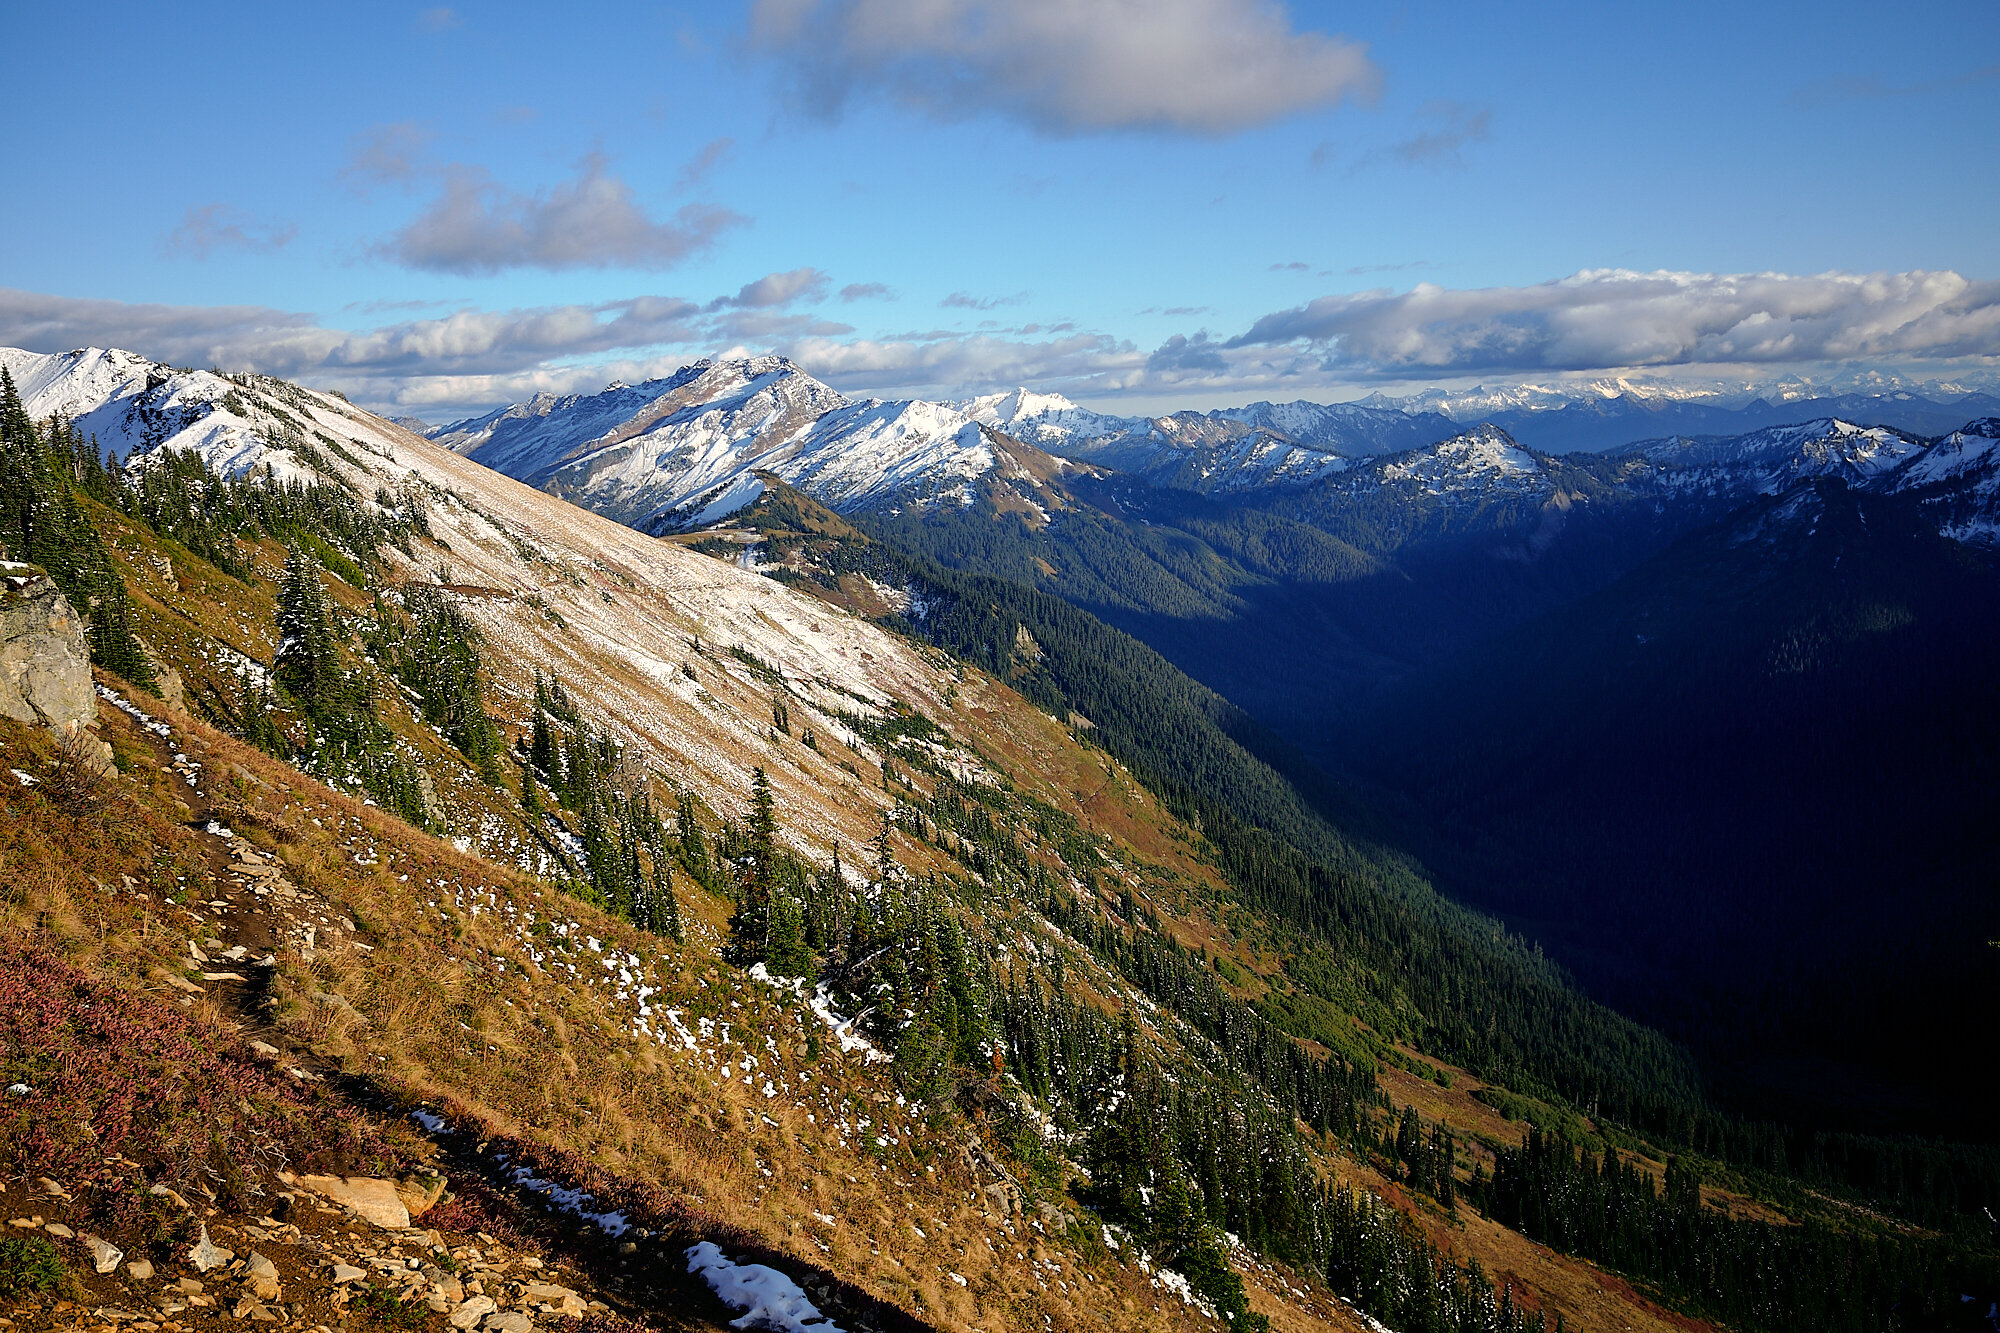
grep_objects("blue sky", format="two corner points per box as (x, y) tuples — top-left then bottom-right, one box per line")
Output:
(3, 0), (1996, 418)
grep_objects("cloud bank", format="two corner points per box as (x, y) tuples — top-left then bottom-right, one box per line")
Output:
(1227, 269), (2000, 376)
(4, 268), (1994, 420)
(749, 0), (1379, 135)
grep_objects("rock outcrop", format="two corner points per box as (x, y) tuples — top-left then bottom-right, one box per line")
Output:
(0, 563), (96, 731)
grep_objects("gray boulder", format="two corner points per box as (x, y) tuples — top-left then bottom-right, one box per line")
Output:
(0, 566), (96, 731)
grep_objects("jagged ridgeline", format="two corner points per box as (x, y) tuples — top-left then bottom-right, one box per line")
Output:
(9, 348), (1996, 1333)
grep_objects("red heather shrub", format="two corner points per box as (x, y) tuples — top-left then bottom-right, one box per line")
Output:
(421, 1178), (533, 1248)
(0, 943), (400, 1217)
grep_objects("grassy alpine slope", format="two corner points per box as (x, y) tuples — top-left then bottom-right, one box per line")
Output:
(3, 357), (1994, 1333)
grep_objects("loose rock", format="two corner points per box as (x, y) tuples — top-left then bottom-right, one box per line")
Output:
(448, 1295), (497, 1329)
(85, 1234), (125, 1273)
(189, 1224), (234, 1272)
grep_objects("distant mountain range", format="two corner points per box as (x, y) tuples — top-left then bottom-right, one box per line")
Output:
(412, 353), (2000, 554)
(968, 374), (2000, 479)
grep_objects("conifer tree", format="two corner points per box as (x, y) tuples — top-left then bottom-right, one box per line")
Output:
(728, 767), (778, 962)
(274, 547), (344, 716)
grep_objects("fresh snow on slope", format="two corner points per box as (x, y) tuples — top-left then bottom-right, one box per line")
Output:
(1379, 423), (1541, 492)
(430, 357), (1001, 531)
(0, 346), (319, 482)
(1885, 417), (2000, 544)
(957, 387), (1130, 445)
(1637, 418), (1926, 489)
(0, 344), (1007, 858)
(686, 1242), (843, 1333)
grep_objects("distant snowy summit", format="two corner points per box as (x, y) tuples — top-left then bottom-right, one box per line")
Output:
(429, 357), (1076, 533)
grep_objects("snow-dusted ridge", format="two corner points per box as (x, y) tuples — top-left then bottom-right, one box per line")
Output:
(1263, 415), (2000, 549)
(0, 346), (325, 482)
(0, 343), (1035, 854)
(428, 357), (1060, 532)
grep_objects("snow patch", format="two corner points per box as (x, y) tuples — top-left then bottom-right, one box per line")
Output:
(685, 1242), (843, 1333)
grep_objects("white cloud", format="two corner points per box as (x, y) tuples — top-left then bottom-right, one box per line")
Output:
(8, 267), (1993, 424)
(1227, 269), (2000, 375)
(378, 154), (747, 274)
(778, 329), (1142, 397)
(161, 205), (298, 259)
(707, 267), (831, 310)
(0, 288), (708, 416)
(749, 0), (1379, 135)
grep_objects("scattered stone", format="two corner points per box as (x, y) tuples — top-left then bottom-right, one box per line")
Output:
(248, 1041), (282, 1060)
(85, 1234), (125, 1273)
(296, 1175), (411, 1230)
(447, 1296), (496, 1330)
(481, 1313), (532, 1333)
(244, 1252), (281, 1301)
(44, 1222), (75, 1239)
(176, 1280), (204, 1296)
(127, 1259), (155, 1281)
(189, 1224), (234, 1272)
(393, 1175), (447, 1220)
(37, 1178), (70, 1200)
(524, 1283), (584, 1319)
(331, 1265), (366, 1284)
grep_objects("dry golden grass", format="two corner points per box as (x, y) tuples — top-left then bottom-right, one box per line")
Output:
(42, 698), (1319, 1333)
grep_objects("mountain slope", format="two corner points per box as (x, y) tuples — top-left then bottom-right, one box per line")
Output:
(1, 342), (1772, 1333)
(10, 344), (2000, 1333)
(1886, 416), (2000, 543)
(430, 357), (1080, 534)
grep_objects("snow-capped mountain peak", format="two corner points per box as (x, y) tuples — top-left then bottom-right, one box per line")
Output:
(1380, 423), (1542, 489)
(428, 359), (1072, 532)
(1, 345), (336, 483)
(955, 387), (1130, 446)
(1634, 418), (1926, 489)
